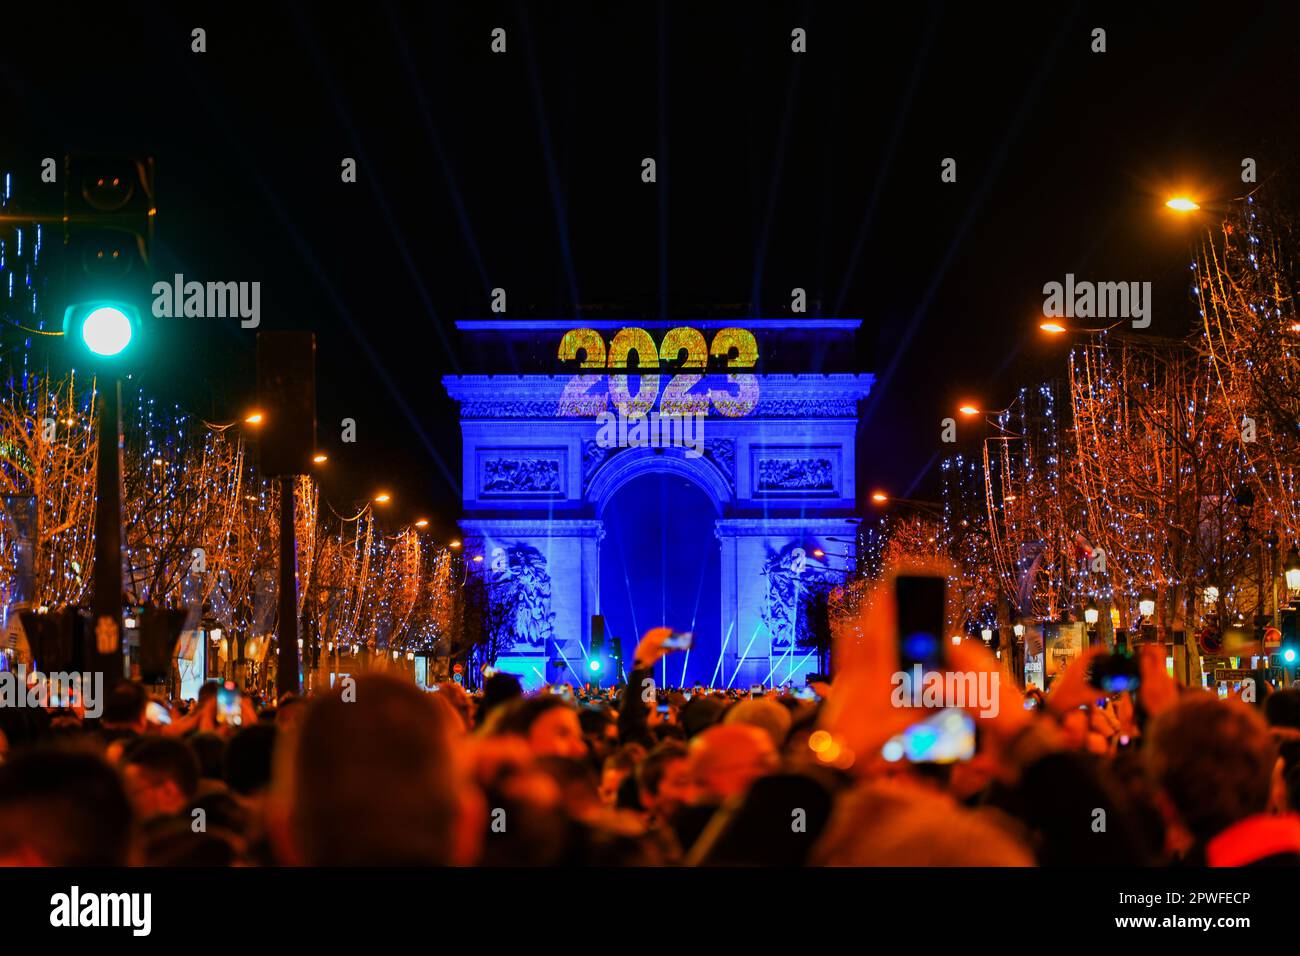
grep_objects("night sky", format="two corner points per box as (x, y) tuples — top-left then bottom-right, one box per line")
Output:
(2, 1), (1297, 536)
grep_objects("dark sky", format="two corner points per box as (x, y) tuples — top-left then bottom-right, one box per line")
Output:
(3, 1), (1297, 534)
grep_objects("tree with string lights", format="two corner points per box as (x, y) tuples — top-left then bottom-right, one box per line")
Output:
(1066, 334), (1259, 677)
(1194, 187), (1300, 555)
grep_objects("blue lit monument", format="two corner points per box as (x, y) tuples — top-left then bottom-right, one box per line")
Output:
(444, 316), (873, 690)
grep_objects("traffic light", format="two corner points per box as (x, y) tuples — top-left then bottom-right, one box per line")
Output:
(63, 301), (142, 359)
(256, 332), (318, 475)
(1280, 609), (1298, 668)
(60, 155), (154, 363)
(588, 615), (607, 683)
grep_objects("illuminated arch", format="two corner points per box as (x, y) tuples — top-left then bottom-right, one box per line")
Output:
(587, 446), (728, 517)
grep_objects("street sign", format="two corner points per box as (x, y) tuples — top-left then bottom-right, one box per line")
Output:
(1213, 668), (1255, 683)
(452, 662), (463, 674)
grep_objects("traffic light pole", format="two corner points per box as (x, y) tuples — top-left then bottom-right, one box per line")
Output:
(91, 378), (125, 690)
(276, 474), (300, 699)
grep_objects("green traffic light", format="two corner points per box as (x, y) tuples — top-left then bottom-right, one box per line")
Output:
(81, 305), (134, 356)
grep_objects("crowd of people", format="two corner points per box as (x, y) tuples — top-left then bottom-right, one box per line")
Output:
(2, 615), (1300, 867)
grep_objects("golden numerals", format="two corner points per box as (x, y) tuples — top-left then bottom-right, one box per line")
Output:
(557, 327), (758, 417)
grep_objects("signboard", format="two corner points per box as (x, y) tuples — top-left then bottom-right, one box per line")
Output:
(1045, 623), (1087, 680)
(1213, 668), (1255, 683)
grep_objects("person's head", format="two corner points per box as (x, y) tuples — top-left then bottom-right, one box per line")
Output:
(494, 696), (588, 760)
(1147, 696), (1277, 843)
(188, 733), (227, 781)
(122, 737), (201, 819)
(600, 746), (641, 807)
(637, 740), (693, 818)
(100, 681), (149, 733)
(435, 681), (473, 731)
(688, 724), (778, 802)
(1265, 688), (1300, 731)
(196, 680), (220, 709)
(0, 749), (133, 865)
(271, 674), (481, 865)
(812, 778), (1034, 866)
(275, 696), (307, 735)
(578, 704), (617, 744)
(477, 671), (524, 726)
(724, 698), (794, 750)
(224, 723), (277, 797)
(678, 695), (726, 739)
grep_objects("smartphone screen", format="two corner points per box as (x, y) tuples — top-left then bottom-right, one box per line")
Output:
(217, 681), (242, 726)
(882, 708), (976, 764)
(895, 574), (947, 673)
(146, 700), (172, 725)
(662, 632), (694, 651)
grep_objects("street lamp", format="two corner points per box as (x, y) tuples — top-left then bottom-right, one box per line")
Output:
(868, 491), (942, 515)
(1139, 590), (1156, 620)
(1165, 197), (1200, 212)
(1083, 599), (1100, 627)
(1038, 318), (1126, 336)
(1285, 547), (1300, 596)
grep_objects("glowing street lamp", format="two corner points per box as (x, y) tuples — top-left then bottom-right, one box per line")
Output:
(1139, 590), (1156, 620)
(958, 404), (981, 416)
(244, 411), (264, 425)
(373, 492), (392, 505)
(1083, 599), (1100, 627)
(1165, 197), (1200, 212)
(870, 491), (889, 504)
(312, 453), (328, 464)
(1285, 547), (1300, 595)
(414, 519), (429, 528)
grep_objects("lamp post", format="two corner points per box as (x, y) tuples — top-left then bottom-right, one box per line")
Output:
(1285, 547), (1300, 603)
(1084, 598), (1100, 646)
